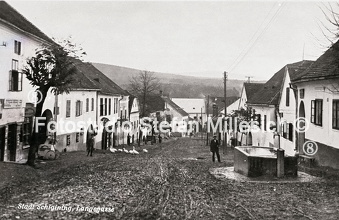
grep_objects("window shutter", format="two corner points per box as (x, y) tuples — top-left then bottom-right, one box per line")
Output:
(286, 123), (289, 139)
(286, 88), (290, 106)
(9, 71), (12, 91)
(311, 100), (315, 123)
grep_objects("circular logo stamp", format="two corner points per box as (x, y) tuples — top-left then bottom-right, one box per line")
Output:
(27, 90), (43, 104)
(295, 117), (309, 133)
(302, 141), (318, 156)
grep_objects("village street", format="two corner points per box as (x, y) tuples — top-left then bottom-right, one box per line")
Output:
(0, 137), (339, 219)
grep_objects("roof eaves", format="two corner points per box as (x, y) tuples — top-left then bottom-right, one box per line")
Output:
(0, 18), (53, 45)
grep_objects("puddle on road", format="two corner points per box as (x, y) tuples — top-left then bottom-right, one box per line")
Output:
(210, 167), (325, 183)
(182, 157), (206, 161)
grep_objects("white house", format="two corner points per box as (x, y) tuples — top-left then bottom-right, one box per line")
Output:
(247, 61), (313, 155)
(41, 61), (130, 152)
(41, 60), (101, 153)
(0, 2), (54, 162)
(171, 98), (206, 130)
(237, 83), (264, 111)
(77, 62), (128, 150)
(292, 43), (339, 169)
(128, 96), (140, 144)
(233, 83), (263, 146)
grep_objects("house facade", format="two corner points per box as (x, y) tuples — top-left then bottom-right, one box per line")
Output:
(171, 98), (206, 131)
(292, 44), (339, 169)
(233, 82), (263, 146)
(0, 2), (54, 162)
(41, 60), (128, 152)
(128, 96), (140, 144)
(247, 61), (313, 155)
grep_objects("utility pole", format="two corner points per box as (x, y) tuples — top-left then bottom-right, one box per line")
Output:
(223, 71), (228, 154)
(201, 107), (203, 144)
(245, 76), (253, 83)
(206, 95), (209, 146)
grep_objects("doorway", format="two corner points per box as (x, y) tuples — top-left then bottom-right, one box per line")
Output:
(247, 132), (253, 146)
(0, 127), (5, 161)
(298, 101), (306, 153)
(40, 109), (53, 144)
(8, 124), (17, 161)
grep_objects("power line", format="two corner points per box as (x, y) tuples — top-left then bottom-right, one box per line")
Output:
(229, 2), (286, 73)
(228, 2), (277, 71)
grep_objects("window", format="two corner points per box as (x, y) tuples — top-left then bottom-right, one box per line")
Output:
(311, 99), (323, 126)
(333, 100), (339, 129)
(53, 107), (59, 115)
(100, 98), (103, 116)
(300, 89), (305, 99)
(104, 98), (108, 116)
(66, 100), (71, 118)
(76, 100), (82, 117)
(9, 59), (22, 91)
(14, 40), (21, 55)
(282, 122), (293, 141)
(91, 98), (94, 111)
(254, 114), (261, 128)
(109, 99), (111, 115)
(282, 122), (287, 139)
(288, 123), (293, 141)
(286, 87), (290, 107)
(86, 98), (89, 112)
(0, 99), (3, 119)
(76, 133), (80, 143)
(114, 98), (118, 114)
(263, 115), (267, 131)
(66, 135), (71, 146)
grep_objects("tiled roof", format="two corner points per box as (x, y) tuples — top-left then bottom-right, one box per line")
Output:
(146, 95), (165, 113)
(162, 96), (189, 117)
(244, 83), (264, 103)
(171, 98), (205, 114)
(208, 96), (239, 112)
(0, 2), (54, 43)
(293, 42), (339, 82)
(68, 60), (101, 91)
(71, 59), (128, 96)
(249, 60), (314, 105)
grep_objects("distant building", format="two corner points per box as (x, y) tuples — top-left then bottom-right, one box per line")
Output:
(207, 96), (239, 117)
(238, 83), (264, 111)
(171, 98), (206, 128)
(128, 95), (140, 143)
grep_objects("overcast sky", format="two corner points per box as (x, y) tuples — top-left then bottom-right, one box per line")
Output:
(8, 1), (336, 80)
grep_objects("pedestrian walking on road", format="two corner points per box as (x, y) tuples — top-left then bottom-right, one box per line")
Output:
(127, 133), (131, 146)
(210, 135), (221, 163)
(87, 134), (95, 157)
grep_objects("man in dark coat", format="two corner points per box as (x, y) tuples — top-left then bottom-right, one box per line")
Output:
(210, 135), (221, 162)
(87, 134), (95, 157)
(127, 133), (131, 146)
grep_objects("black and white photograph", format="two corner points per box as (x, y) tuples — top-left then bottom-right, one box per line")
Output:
(0, 0), (339, 219)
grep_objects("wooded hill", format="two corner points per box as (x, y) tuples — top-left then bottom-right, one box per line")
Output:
(92, 63), (245, 98)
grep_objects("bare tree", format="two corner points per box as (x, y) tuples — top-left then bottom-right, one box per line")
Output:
(129, 71), (160, 117)
(23, 39), (85, 167)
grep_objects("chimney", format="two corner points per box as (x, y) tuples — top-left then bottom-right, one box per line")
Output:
(160, 90), (163, 97)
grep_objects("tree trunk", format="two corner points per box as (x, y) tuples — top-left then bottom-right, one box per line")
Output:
(142, 91), (146, 117)
(27, 88), (48, 167)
